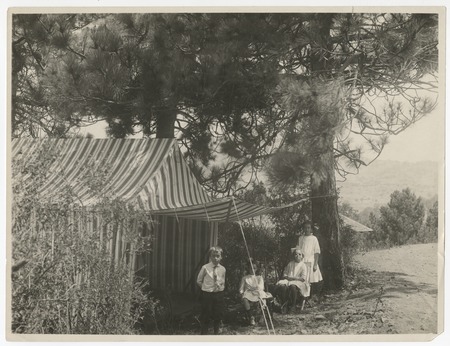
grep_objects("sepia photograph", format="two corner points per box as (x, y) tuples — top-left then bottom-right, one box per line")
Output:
(4, 2), (446, 342)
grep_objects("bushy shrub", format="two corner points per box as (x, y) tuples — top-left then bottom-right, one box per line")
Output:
(12, 228), (155, 334)
(11, 144), (156, 334)
(219, 221), (280, 292)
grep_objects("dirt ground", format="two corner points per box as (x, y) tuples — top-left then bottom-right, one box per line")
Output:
(172, 243), (439, 336)
(352, 243), (439, 335)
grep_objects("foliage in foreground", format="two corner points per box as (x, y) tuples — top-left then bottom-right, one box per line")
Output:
(11, 143), (157, 334)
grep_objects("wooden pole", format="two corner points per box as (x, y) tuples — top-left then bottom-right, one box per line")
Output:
(225, 199), (233, 224)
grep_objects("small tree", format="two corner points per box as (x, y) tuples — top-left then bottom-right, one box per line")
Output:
(419, 200), (439, 243)
(372, 188), (425, 246)
(338, 201), (360, 220)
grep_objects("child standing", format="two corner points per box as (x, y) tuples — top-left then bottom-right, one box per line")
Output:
(297, 221), (323, 302)
(239, 261), (272, 326)
(196, 246), (226, 335)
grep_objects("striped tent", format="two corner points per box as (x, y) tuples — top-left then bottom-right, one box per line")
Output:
(12, 138), (298, 292)
(12, 138), (293, 222)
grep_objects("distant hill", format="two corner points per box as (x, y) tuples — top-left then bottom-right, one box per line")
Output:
(337, 160), (440, 212)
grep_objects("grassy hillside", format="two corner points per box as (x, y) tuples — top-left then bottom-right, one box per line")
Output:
(337, 160), (439, 212)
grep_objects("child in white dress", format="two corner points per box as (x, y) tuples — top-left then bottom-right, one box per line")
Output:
(239, 261), (272, 325)
(297, 221), (323, 284)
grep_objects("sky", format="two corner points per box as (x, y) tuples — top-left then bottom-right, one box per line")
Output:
(376, 108), (444, 163)
(81, 104), (444, 164)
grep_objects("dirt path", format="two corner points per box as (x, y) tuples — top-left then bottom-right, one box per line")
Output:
(353, 243), (438, 334)
(225, 243), (439, 336)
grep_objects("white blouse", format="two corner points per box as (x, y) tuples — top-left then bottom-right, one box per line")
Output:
(297, 235), (321, 263)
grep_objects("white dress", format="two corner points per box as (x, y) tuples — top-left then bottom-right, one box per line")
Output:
(276, 261), (310, 297)
(297, 235), (323, 283)
(239, 275), (272, 302)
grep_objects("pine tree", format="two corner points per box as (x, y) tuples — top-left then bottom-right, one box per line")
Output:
(12, 14), (99, 137)
(266, 13), (438, 288)
(375, 188), (426, 246)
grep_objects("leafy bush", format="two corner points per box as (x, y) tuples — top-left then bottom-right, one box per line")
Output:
(220, 222), (279, 292)
(11, 144), (157, 334)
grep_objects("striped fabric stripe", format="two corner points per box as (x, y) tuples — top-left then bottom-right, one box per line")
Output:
(11, 138), (298, 221)
(151, 197), (306, 223)
(12, 138), (175, 207)
(134, 215), (218, 292)
(26, 207), (217, 293)
(137, 145), (212, 210)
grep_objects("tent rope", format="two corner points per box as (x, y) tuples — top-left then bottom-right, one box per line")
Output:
(232, 197), (276, 335)
(173, 206), (180, 224)
(203, 204), (213, 233)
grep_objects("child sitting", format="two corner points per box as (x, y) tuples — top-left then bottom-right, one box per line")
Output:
(239, 260), (272, 326)
(196, 246), (226, 335)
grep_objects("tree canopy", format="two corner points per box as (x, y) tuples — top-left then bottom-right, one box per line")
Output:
(12, 13), (438, 190)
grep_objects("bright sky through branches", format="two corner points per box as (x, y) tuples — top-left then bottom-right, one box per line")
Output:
(378, 108), (443, 163)
(82, 104), (443, 164)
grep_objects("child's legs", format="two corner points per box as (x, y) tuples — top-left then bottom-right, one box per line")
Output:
(311, 280), (324, 300)
(200, 292), (214, 324)
(288, 285), (302, 308)
(276, 284), (289, 303)
(210, 292), (225, 334)
(242, 297), (251, 311)
(243, 300), (258, 324)
(211, 291), (225, 323)
(266, 297), (274, 317)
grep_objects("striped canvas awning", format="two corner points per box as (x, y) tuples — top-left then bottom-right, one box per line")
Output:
(342, 215), (373, 232)
(150, 197), (306, 223)
(12, 138), (301, 222)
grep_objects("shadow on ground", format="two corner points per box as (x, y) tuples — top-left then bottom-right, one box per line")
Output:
(140, 265), (437, 335)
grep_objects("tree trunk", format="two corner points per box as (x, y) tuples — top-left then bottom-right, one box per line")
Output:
(311, 143), (345, 291)
(11, 43), (20, 137)
(306, 14), (345, 290)
(155, 105), (177, 138)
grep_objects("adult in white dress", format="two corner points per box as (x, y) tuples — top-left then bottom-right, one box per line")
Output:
(275, 249), (310, 313)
